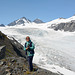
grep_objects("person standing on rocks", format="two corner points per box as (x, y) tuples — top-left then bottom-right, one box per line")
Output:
(24, 36), (35, 71)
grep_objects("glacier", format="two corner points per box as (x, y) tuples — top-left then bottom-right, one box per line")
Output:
(0, 15), (75, 75)
(0, 26), (75, 75)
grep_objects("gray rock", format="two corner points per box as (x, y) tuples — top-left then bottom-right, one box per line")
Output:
(0, 31), (26, 58)
(23, 69), (26, 72)
(33, 19), (44, 24)
(0, 46), (6, 59)
(0, 61), (4, 66)
(49, 20), (75, 32)
(6, 72), (12, 75)
(0, 57), (60, 75)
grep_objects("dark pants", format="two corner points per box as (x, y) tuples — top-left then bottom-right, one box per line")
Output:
(28, 56), (33, 71)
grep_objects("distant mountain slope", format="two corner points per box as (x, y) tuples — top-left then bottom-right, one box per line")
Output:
(8, 17), (31, 26)
(0, 24), (5, 27)
(51, 20), (75, 32)
(3, 15), (75, 32)
(47, 15), (75, 32)
(33, 19), (44, 24)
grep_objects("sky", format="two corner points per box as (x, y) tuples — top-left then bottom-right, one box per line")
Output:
(0, 0), (75, 25)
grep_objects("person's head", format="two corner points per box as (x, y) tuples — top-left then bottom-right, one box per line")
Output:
(26, 36), (30, 42)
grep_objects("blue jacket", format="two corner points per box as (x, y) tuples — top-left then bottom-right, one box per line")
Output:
(24, 40), (35, 56)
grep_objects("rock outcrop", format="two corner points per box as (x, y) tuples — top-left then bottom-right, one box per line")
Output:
(0, 57), (59, 75)
(0, 46), (6, 59)
(0, 31), (25, 58)
(33, 19), (44, 24)
(50, 20), (75, 32)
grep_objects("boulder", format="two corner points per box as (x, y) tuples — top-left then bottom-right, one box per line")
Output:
(0, 46), (6, 59)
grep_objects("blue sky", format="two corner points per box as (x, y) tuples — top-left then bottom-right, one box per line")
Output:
(0, 0), (75, 25)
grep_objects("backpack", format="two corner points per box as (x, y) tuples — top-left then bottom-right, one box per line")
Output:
(25, 42), (34, 55)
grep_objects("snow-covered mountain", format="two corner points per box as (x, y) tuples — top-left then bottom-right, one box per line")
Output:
(50, 20), (75, 32)
(46, 15), (75, 31)
(6, 15), (75, 32)
(8, 17), (31, 26)
(46, 15), (75, 26)
(0, 24), (5, 27)
(33, 18), (44, 24)
(7, 17), (44, 26)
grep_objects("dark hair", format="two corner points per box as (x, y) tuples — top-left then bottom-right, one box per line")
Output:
(26, 36), (30, 40)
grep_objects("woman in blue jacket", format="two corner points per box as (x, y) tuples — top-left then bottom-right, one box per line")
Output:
(24, 36), (35, 71)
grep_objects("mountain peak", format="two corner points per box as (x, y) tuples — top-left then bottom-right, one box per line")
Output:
(59, 17), (65, 19)
(20, 17), (27, 20)
(0, 24), (5, 27)
(8, 17), (31, 26)
(33, 18), (44, 24)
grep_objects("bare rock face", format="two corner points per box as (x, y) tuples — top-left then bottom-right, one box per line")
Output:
(50, 20), (75, 32)
(0, 46), (6, 59)
(33, 19), (44, 24)
(10, 37), (25, 58)
(0, 31), (26, 58)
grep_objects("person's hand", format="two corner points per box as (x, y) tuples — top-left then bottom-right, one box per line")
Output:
(26, 47), (28, 50)
(26, 47), (29, 50)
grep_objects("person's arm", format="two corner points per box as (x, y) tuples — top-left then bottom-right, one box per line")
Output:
(29, 43), (35, 50)
(24, 45), (26, 51)
(24, 45), (29, 51)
